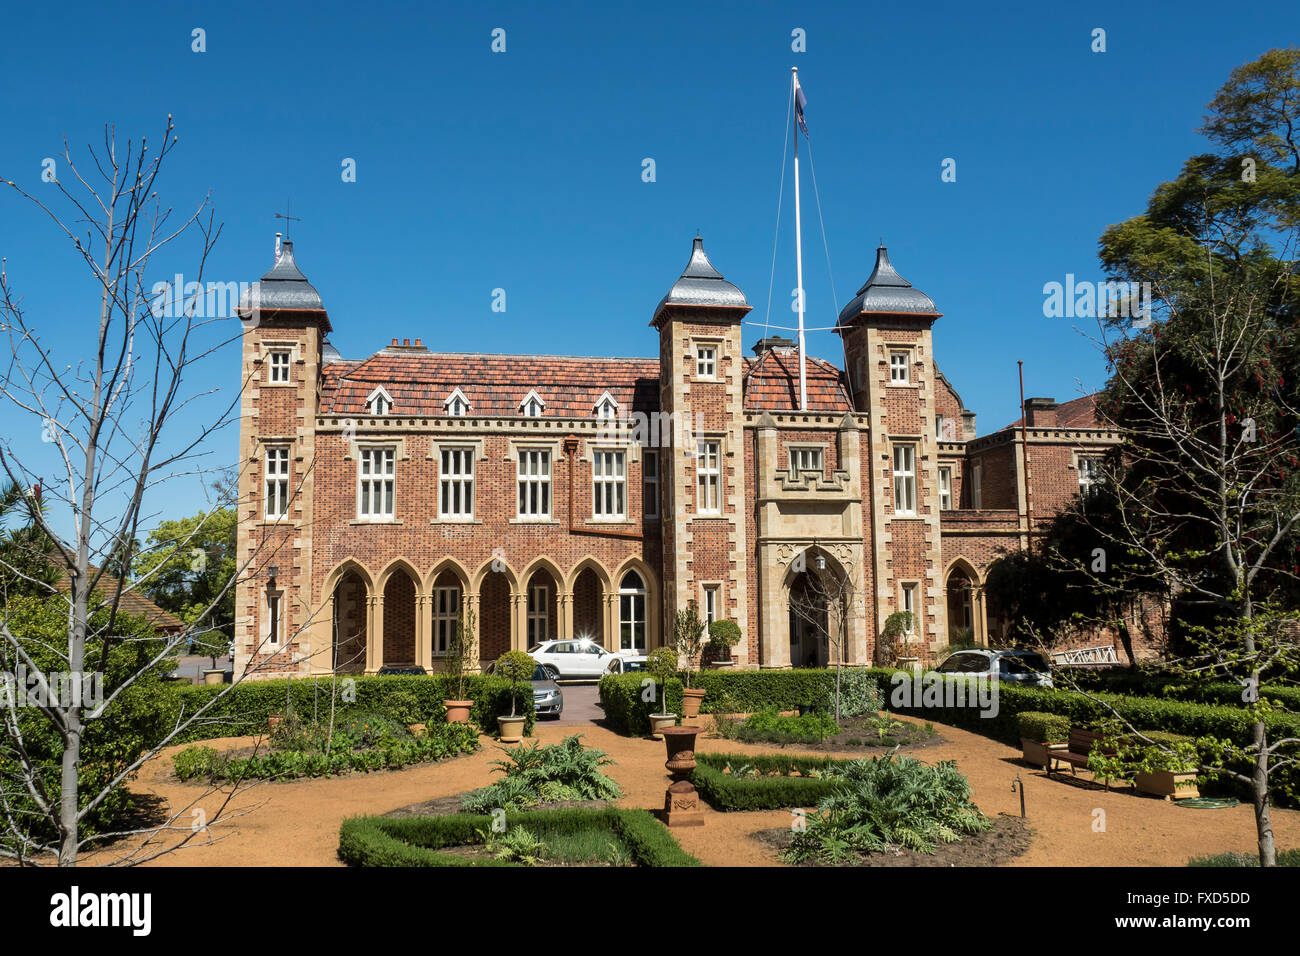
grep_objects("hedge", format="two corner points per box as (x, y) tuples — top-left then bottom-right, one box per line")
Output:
(597, 668), (883, 735)
(172, 674), (535, 743)
(867, 666), (1300, 805)
(597, 674), (683, 736)
(337, 808), (700, 867)
(690, 752), (849, 811)
(1064, 669), (1300, 712)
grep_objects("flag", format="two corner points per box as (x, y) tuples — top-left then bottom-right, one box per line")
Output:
(794, 77), (808, 137)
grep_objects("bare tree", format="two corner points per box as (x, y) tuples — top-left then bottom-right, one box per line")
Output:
(0, 118), (323, 865)
(787, 548), (857, 720)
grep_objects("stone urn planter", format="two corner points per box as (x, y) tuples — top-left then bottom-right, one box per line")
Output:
(498, 715), (526, 743)
(444, 700), (473, 724)
(1021, 739), (1068, 770)
(648, 713), (677, 739)
(1135, 770), (1200, 800)
(707, 660), (735, 670)
(202, 668), (225, 685)
(660, 725), (704, 827)
(682, 688), (707, 719)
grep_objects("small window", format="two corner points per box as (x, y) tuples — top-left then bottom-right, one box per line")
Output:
(936, 415), (948, 440)
(517, 448), (552, 518)
(703, 585), (719, 625)
(595, 393), (618, 420)
(444, 389), (470, 417)
(790, 446), (823, 475)
(264, 446), (290, 519)
(971, 461), (983, 509)
(696, 345), (717, 379)
(901, 583), (918, 633)
(520, 390), (546, 417)
(892, 444), (916, 515)
(889, 350), (910, 384)
(367, 387), (393, 416)
(266, 589), (283, 646)
(938, 466), (952, 511)
(593, 449), (626, 519)
(268, 350), (291, 384)
(643, 452), (659, 519)
(1079, 456), (1103, 496)
(696, 440), (721, 514)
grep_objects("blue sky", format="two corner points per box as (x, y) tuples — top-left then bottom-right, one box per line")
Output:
(1, 0), (1297, 539)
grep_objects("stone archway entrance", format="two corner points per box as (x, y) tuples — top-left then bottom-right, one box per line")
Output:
(788, 570), (830, 668)
(945, 565), (977, 646)
(331, 570), (367, 674)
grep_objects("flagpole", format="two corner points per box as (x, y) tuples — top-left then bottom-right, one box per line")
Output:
(792, 67), (807, 412)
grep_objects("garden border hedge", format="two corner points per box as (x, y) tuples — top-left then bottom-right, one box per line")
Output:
(690, 751), (850, 811)
(337, 808), (700, 867)
(172, 674), (535, 743)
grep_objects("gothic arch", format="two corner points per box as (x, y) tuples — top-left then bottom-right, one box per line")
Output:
(425, 556), (471, 594)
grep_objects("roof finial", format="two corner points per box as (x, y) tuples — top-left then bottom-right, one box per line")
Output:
(275, 201), (301, 241)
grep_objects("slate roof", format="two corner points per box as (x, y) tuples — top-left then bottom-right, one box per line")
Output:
(319, 348), (854, 416)
(238, 239), (331, 330)
(837, 245), (940, 326)
(652, 236), (750, 326)
(1004, 392), (1108, 430)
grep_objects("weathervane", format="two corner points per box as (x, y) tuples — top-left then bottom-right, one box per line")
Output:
(275, 201), (301, 240)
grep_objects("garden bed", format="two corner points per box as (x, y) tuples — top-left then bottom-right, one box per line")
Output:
(691, 752), (855, 810)
(713, 712), (942, 751)
(751, 814), (1032, 867)
(338, 808), (700, 867)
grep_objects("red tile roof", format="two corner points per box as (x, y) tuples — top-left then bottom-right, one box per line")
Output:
(52, 566), (187, 633)
(1004, 392), (1108, 430)
(319, 348), (854, 417)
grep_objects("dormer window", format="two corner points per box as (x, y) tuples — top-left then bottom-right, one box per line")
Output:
(367, 386), (394, 417)
(444, 388), (470, 417)
(594, 391), (618, 421)
(520, 389), (546, 418)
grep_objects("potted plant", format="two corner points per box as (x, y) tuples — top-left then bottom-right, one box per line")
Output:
(443, 608), (477, 723)
(1016, 711), (1070, 769)
(495, 649), (536, 743)
(707, 619), (741, 669)
(876, 611), (913, 667)
(646, 646), (679, 739)
(671, 600), (708, 719)
(1132, 731), (1202, 800)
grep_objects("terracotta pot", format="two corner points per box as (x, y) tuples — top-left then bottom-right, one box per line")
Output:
(1135, 770), (1200, 800)
(497, 715), (526, 743)
(648, 713), (677, 739)
(661, 726), (701, 774)
(267, 715), (282, 732)
(407, 723), (426, 736)
(682, 688), (707, 719)
(202, 668), (225, 685)
(444, 699), (473, 724)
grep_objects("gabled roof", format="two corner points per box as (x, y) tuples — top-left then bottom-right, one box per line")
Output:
(837, 245), (940, 326)
(1003, 392), (1108, 430)
(52, 565), (187, 633)
(742, 348), (853, 413)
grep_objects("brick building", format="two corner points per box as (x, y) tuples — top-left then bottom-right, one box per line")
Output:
(232, 236), (1120, 679)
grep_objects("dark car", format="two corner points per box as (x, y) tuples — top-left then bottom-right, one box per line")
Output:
(485, 661), (564, 717)
(934, 648), (1054, 688)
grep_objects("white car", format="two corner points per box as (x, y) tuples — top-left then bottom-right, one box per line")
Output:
(527, 639), (624, 679)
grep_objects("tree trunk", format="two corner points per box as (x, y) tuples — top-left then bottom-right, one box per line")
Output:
(1252, 720), (1277, 867)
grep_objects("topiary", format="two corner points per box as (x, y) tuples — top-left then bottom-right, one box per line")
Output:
(646, 647), (679, 715)
(496, 650), (537, 717)
(708, 620), (742, 659)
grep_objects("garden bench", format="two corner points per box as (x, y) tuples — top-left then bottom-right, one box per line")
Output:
(1046, 728), (1119, 791)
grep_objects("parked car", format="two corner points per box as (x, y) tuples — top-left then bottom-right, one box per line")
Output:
(526, 639), (623, 679)
(484, 661), (564, 718)
(606, 654), (648, 674)
(934, 648), (1054, 688)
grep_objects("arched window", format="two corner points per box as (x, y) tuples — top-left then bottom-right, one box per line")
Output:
(619, 570), (646, 653)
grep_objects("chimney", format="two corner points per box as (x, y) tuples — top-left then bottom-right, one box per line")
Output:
(753, 335), (796, 355)
(274, 232), (282, 264)
(1024, 397), (1058, 428)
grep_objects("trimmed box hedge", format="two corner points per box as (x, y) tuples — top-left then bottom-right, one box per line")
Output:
(337, 808), (700, 867)
(172, 673), (535, 743)
(690, 752), (850, 811)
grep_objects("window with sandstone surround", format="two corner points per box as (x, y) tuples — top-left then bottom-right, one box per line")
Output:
(265, 588), (283, 647)
(971, 460), (983, 509)
(888, 349), (911, 385)
(619, 571), (647, 652)
(431, 586), (460, 657)
(696, 440), (721, 514)
(527, 583), (549, 644)
(788, 445), (823, 475)
(892, 443), (917, 515)
(267, 349), (291, 384)
(592, 449), (626, 519)
(263, 446), (290, 519)
(1078, 455), (1104, 497)
(695, 344), (717, 379)
(703, 584), (719, 625)
(517, 448), (551, 519)
(439, 447), (474, 520)
(357, 446), (396, 520)
(901, 583), (919, 634)
(938, 465), (952, 511)
(643, 451), (659, 519)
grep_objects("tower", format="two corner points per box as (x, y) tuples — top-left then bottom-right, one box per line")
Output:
(234, 240), (331, 679)
(835, 246), (946, 656)
(651, 236), (753, 664)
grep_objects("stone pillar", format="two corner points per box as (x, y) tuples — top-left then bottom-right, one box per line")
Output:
(559, 590), (573, 640)
(366, 594), (384, 672)
(416, 592), (432, 672)
(465, 592), (483, 672)
(511, 591), (525, 651)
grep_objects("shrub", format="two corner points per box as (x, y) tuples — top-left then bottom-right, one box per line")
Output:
(496, 650), (537, 719)
(460, 734), (622, 812)
(1188, 848), (1300, 867)
(693, 668), (881, 716)
(725, 708), (839, 744)
(338, 808), (700, 867)
(786, 753), (991, 862)
(598, 672), (682, 735)
(691, 752), (848, 811)
(645, 647), (681, 714)
(173, 673), (534, 742)
(1016, 711), (1070, 743)
(708, 620), (742, 653)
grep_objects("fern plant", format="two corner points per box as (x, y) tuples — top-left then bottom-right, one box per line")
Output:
(460, 734), (622, 812)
